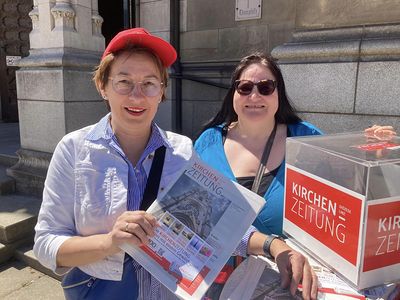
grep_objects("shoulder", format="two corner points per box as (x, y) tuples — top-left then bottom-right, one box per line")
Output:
(61, 125), (94, 142)
(288, 121), (323, 137)
(55, 124), (94, 151)
(48, 124), (96, 169)
(194, 126), (223, 153)
(163, 130), (193, 160)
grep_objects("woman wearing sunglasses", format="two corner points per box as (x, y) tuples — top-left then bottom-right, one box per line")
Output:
(195, 53), (323, 237)
(195, 52), (395, 236)
(195, 53), (395, 298)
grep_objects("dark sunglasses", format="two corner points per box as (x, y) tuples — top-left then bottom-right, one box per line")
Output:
(234, 79), (277, 96)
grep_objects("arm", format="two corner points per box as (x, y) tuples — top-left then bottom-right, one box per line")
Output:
(34, 136), (158, 272)
(56, 211), (157, 268)
(33, 137), (78, 273)
(247, 232), (318, 300)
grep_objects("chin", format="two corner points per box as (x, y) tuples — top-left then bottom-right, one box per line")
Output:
(243, 112), (271, 121)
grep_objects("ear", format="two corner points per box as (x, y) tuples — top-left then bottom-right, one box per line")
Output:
(99, 85), (108, 100)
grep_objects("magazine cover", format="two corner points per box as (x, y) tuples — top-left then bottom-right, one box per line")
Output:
(121, 155), (265, 300)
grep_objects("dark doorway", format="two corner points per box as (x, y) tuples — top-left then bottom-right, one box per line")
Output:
(0, 42), (11, 121)
(98, 0), (136, 46)
(0, 0), (32, 122)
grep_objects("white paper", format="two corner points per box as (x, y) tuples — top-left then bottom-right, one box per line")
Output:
(121, 155), (265, 300)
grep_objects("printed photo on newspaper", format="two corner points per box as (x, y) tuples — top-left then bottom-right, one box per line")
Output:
(120, 155), (265, 300)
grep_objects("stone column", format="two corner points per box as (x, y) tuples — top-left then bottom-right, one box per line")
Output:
(272, 0), (400, 133)
(9, 0), (107, 196)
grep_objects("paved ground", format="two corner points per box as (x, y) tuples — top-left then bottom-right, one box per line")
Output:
(0, 258), (63, 299)
(0, 122), (64, 299)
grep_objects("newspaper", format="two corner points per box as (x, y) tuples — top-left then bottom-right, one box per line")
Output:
(220, 241), (400, 300)
(120, 155), (265, 300)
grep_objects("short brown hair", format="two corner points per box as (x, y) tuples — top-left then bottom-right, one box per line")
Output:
(93, 47), (169, 111)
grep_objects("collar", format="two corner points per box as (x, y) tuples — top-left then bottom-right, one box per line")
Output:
(85, 113), (170, 149)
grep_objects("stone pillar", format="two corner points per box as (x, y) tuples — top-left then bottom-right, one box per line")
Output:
(138, 0), (174, 130)
(9, 0), (107, 196)
(272, 0), (400, 133)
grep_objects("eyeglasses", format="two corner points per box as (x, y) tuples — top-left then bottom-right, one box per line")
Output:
(109, 77), (163, 97)
(234, 79), (277, 96)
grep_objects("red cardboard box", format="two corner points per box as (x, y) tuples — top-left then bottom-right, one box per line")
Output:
(284, 132), (400, 290)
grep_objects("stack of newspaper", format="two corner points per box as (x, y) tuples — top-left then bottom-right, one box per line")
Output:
(220, 242), (400, 300)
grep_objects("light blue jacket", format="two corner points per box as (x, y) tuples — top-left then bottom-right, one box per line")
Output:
(194, 121), (323, 235)
(33, 114), (193, 280)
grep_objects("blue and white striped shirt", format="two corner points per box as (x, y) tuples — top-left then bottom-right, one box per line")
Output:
(107, 121), (177, 299)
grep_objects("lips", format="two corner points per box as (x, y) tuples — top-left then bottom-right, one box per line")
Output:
(125, 106), (146, 115)
(245, 104), (265, 108)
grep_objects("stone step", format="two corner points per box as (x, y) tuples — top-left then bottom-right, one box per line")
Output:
(14, 245), (62, 281)
(0, 165), (15, 195)
(0, 194), (41, 245)
(0, 243), (11, 264)
(0, 237), (33, 265)
(0, 153), (18, 168)
(0, 258), (64, 300)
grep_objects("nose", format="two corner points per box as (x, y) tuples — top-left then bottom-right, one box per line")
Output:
(128, 83), (144, 99)
(249, 85), (261, 98)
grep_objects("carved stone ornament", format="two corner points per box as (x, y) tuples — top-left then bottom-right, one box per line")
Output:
(28, 6), (39, 29)
(50, 2), (76, 30)
(91, 13), (103, 36)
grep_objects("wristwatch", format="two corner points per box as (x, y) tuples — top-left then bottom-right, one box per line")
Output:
(262, 234), (285, 260)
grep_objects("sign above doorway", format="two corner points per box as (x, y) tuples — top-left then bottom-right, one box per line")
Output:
(235, 0), (262, 21)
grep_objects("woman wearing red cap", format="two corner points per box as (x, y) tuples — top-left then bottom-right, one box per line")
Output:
(33, 28), (319, 300)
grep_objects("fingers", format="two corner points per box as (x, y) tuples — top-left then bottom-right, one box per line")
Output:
(288, 253), (305, 296)
(276, 250), (318, 300)
(275, 250), (302, 290)
(299, 262), (318, 300)
(311, 271), (319, 300)
(124, 219), (153, 244)
(112, 211), (158, 246)
(276, 255), (291, 289)
(365, 124), (394, 131)
(365, 125), (396, 140)
(125, 212), (157, 234)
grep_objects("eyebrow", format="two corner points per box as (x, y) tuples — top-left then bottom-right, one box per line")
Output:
(116, 72), (159, 79)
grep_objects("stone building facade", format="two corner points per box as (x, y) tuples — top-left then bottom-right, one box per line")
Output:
(170, 0), (400, 137)
(2, 0), (400, 193)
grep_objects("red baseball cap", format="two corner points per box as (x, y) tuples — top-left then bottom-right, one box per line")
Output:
(102, 27), (177, 67)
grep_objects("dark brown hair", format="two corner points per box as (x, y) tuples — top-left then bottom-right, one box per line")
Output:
(198, 52), (301, 135)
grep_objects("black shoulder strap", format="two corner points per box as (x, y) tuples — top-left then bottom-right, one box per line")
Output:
(222, 125), (228, 145)
(140, 146), (166, 210)
(251, 122), (277, 193)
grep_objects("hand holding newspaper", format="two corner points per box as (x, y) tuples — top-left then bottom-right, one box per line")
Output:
(220, 241), (400, 300)
(120, 155), (265, 300)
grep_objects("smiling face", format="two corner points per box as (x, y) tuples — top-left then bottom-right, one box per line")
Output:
(232, 63), (279, 127)
(101, 51), (164, 135)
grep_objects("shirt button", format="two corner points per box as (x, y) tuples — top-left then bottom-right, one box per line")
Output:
(160, 187), (164, 191)
(148, 154), (153, 159)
